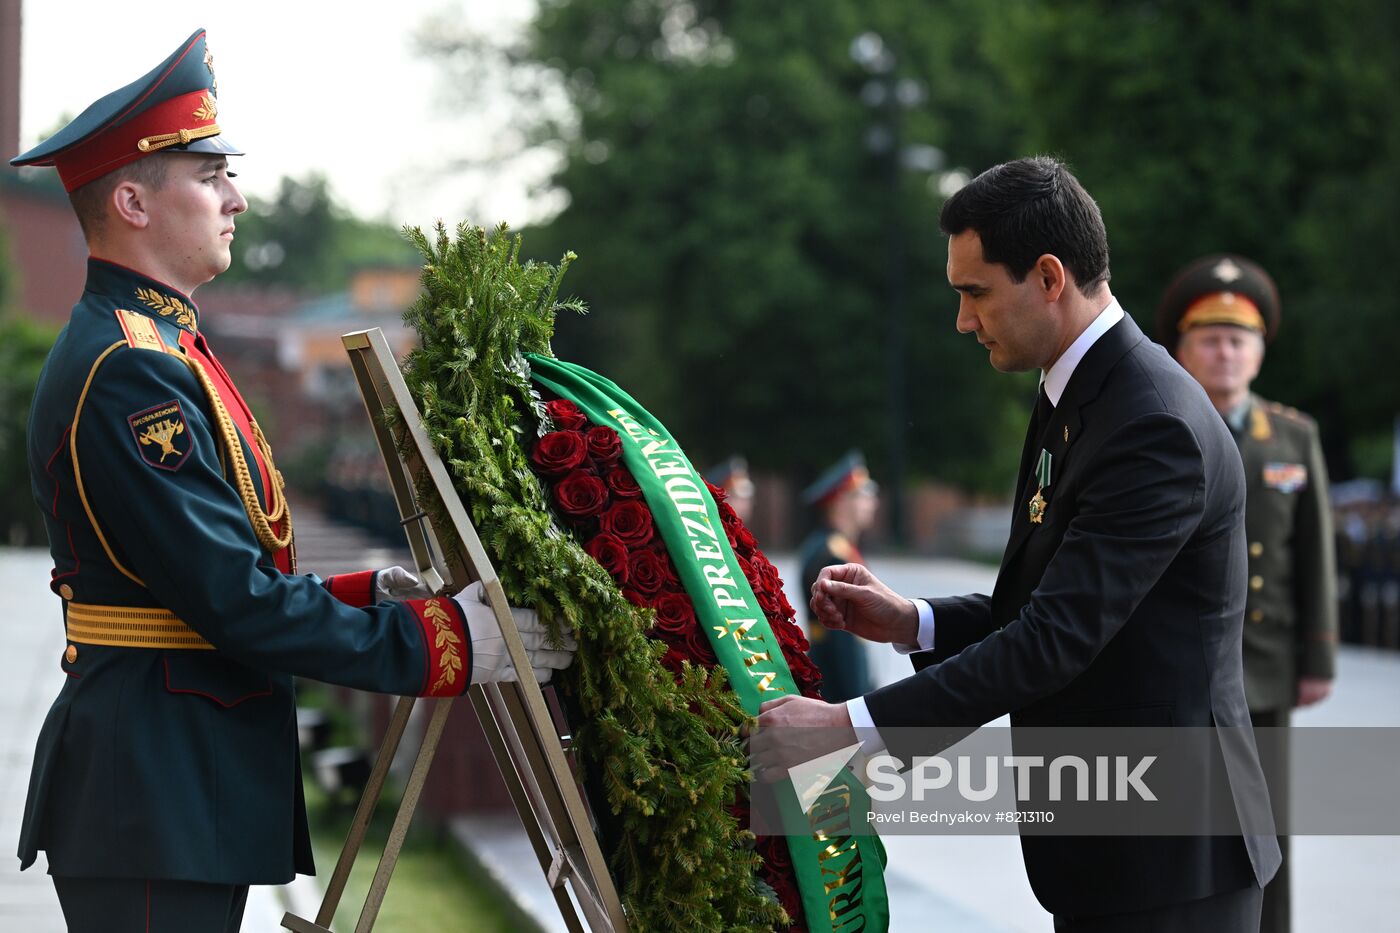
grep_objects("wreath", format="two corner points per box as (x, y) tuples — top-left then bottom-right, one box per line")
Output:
(399, 222), (887, 932)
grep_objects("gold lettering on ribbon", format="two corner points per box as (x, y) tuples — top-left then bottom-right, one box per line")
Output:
(712, 617), (787, 694)
(806, 781), (865, 919)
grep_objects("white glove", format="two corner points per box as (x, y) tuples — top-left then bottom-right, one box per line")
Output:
(375, 566), (435, 601)
(452, 581), (577, 684)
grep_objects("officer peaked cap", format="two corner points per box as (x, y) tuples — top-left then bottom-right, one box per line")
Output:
(10, 29), (241, 192)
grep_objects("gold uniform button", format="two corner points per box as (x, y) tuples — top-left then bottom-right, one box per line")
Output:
(58, 583), (74, 600)
(64, 645), (78, 664)
(1249, 542), (1264, 558)
(1249, 575), (1264, 591)
(1250, 610), (1265, 623)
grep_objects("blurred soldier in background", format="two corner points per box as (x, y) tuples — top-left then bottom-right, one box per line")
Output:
(800, 450), (879, 702)
(706, 454), (755, 526)
(1158, 254), (1339, 933)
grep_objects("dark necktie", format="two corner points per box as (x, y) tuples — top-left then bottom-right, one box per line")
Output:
(1032, 386), (1054, 441)
(1016, 387), (1055, 496)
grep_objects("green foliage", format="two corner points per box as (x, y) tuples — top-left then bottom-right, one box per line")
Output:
(425, 0), (1031, 494)
(0, 315), (59, 545)
(399, 222), (786, 931)
(981, 0), (1400, 478)
(220, 173), (418, 291)
(425, 0), (1400, 486)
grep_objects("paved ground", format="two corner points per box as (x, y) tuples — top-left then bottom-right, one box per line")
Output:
(3, 525), (1398, 931)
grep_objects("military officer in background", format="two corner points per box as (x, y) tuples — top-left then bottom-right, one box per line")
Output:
(1157, 254), (1338, 933)
(799, 451), (880, 702)
(10, 30), (573, 932)
(706, 454), (756, 526)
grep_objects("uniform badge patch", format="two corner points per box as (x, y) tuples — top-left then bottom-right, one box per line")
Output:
(1263, 461), (1307, 493)
(129, 400), (191, 471)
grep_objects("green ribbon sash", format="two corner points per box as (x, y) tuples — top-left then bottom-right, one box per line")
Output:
(528, 354), (888, 933)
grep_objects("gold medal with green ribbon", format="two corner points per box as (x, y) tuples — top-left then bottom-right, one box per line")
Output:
(1029, 449), (1052, 524)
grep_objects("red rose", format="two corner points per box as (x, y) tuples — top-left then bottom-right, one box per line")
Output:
(585, 425), (623, 465)
(753, 553), (781, 588)
(605, 467), (642, 498)
(756, 588), (781, 618)
(659, 644), (690, 675)
(683, 623), (718, 666)
(531, 430), (588, 476)
(554, 470), (609, 517)
(705, 480), (727, 502)
(764, 869), (803, 926)
(545, 398), (588, 431)
(717, 498), (739, 526)
(733, 523), (758, 553)
(621, 587), (649, 608)
(652, 592), (696, 638)
(758, 836), (794, 875)
(599, 499), (654, 548)
(628, 548), (671, 596)
(737, 554), (756, 583)
(584, 532), (629, 584)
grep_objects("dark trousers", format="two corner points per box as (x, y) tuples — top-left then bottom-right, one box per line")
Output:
(1251, 707), (1291, 933)
(52, 876), (249, 933)
(1054, 883), (1264, 932)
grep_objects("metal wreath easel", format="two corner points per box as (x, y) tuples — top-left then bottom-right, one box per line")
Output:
(281, 328), (628, 933)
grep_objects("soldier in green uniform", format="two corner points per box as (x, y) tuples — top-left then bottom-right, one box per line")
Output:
(799, 451), (880, 702)
(10, 30), (573, 933)
(1157, 254), (1338, 933)
(705, 454), (755, 526)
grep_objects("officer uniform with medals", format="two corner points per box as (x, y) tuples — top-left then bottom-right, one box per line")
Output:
(1157, 255), (1339, 933)
(799, 451), (878, 703)
(10, 30), (571, 932)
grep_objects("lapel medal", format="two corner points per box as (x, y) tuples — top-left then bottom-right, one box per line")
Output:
(1028, 449), (1052, 524)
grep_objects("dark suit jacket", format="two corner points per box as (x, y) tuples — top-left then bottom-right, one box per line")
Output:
(864, 314), (1281, 918)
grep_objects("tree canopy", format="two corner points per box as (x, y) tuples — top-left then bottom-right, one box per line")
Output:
(422, 0), (1400, 489)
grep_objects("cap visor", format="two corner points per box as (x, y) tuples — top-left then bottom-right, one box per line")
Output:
(182, 135), (243, 156)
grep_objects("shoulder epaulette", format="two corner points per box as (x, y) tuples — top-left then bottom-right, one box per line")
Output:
(113, 308), (168, 352)
(828, 533), (859, 563)
(1262, 399), (1314, 428)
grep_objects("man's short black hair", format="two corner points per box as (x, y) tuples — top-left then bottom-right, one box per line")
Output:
(939, 156), (1110, 295)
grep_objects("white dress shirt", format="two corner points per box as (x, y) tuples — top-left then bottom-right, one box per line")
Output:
(844, 297), (1125, 739)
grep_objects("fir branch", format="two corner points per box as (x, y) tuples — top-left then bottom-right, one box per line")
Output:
(399, 222), (785, 931)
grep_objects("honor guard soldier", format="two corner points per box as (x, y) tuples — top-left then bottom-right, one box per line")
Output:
(1158, 254), (1338, 933)
(705, 454), (755, 526)
(11, 30), (573, 933)
(799, 451), (880, 702)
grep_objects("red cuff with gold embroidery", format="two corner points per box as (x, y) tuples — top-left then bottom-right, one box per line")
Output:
(405, 597), (471, 697)
(325, 570), (376, 608)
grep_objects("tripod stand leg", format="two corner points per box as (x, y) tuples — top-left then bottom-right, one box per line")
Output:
(353, 697), (455, 933)
(282, 694), (418, 933)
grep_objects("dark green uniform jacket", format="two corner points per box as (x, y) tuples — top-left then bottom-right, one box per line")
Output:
(20, 259), (471, 884)
(1235, 395), (1338, 711)
(799, 527), (870, 703)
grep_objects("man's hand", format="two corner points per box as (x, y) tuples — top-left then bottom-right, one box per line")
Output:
(809, 563), (918, 645)
(375, 566), (434, 601)
(451, 581), (577, 684)
(1295, 676), (1333, 708)
(750, 694), (856, 783)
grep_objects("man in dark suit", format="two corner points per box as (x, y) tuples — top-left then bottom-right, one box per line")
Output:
(1158, 255), (1339, 933)
(757, 156), (1280, 931)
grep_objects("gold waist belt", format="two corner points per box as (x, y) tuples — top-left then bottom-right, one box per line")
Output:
(65, 603), (215, 650)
